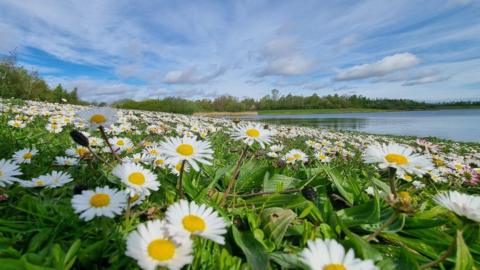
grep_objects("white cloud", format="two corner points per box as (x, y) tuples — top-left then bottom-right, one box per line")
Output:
(256, 38), (316, 77)
(335, 53), (420, 81)
(164, 65), (226, 84)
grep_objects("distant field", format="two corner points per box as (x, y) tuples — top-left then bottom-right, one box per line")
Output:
(258, 108), (395, 115)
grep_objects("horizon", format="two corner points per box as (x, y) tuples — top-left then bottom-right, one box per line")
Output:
(1, 0), (479, 102)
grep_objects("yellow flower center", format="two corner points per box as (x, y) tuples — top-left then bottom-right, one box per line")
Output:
(293, 153), (302, 159)
(385, 153), (408, 165)
(323, 264), (346, 270)
(182, 214), (206, 233)
(76, 147), (88, 157)
(117, 140), (125, 146)
(155, 159), (164, 165)
(175, 162), (183, 171)
(130, 193), (140, 203)
(403, 174), (413, 181)
(176, 143), (194, 156)
(128, 172), (145, 185)
(246, 128), (260, 138)
(287, 156), (295, 161)
(90, 193), (110, 207)
(398, 191), (412, 205)
(23, 152), (33, 159)
(149, 149), (158, 155)
(35, 180), (46, 186)
(147, 239), (175, 261)
(90, 114), (106, 124)
(0, 170), (3, 176)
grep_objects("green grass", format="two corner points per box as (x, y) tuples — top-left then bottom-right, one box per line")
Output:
(258, 108), (398, 115)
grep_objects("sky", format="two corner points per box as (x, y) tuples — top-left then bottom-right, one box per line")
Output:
(0, 0), (479, 103)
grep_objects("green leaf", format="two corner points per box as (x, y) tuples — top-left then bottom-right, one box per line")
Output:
(324, 166), (355, 205)
(261, 208), (297, 246)
(263, 174), (299, 192)
(336, 196), (380, 226)
(394, 247), (420, 270)
(0, 258), (26, 270)
(63, 239), (81, 270)
(455, 230), (474, 270)
(232, 226), (269, 270)
(344, 229), (382, 261)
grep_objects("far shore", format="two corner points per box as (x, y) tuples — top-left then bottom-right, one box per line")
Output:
(194, 106), (480, 117)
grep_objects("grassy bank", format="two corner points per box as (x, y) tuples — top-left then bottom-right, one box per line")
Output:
(258, 108), (396, 115)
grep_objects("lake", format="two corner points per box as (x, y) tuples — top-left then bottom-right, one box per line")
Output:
(231, 109), (480, 143)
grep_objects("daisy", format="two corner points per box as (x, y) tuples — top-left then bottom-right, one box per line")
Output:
(166, 200), (228, 244)
(300, 238), (378, 270)
(230, 123), (274, 148)
(364, 143), (433, 177)
(8, 119), (26, 128)
(76, 107), (117, 129)
(153, 156), (167, 168)
(66, 146), (90, 159)
(0, 159), (22, 187)
(71, 186), (127, 221)
(283, 149), (308, 164)
(159, 136), (213, 171)
(12, 148), (38, 164)
(168, 160), (191, 176)
(112, 162), (159, 196)
(54, 156), (79, 166)
(43, 171), (73, 188)
(109, 137), (134, 153)
(19, 178), (49, 188)
(434, 191), (480, 222)
(314, 152), (331, 163)
(125, 220), (193, 270)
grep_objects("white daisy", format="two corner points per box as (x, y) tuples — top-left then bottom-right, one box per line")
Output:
(44, 171), (74, 188)
(112, 162), (159, 196)
(230, 123), (274, 148)
(434, 191), (480, 222)
(283, 149), (308, 164)
(76, 107), (117, 129)
(166, 200), (228, 244)
(315, 152), (331, 163)
(125, 220), (193, 270)
(66, 146), (90, 159)
(364, 143), (434, 177)
(159, 136), (213, 171)
(167, 160), (191, 176)
(54, 156), (79, 166)
(109, 137), (134, 153)
(0, 159), (22, 187)
(71, 186), (127, 221)
(300, 238), (378, 270)
(12, 148), (38, 164)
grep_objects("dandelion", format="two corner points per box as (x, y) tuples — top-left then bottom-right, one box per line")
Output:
(300, 238), (378, 270)
(126, 220), (193, 270)
(0, 159), (22, 187)
(71, 186), (127, 221)
(112, 162), (159, 196)
(12, 148), (38, 164)
(166, 200), (228, 244)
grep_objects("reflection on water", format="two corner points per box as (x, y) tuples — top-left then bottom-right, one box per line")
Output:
(230, 109), (480, 142)
(256, 118), (369, 130)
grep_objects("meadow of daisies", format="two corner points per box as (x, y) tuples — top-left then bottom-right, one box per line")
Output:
(1, 98), (479, 270)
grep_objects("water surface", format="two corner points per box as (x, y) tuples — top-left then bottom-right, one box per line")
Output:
(232, 109), (480, 143)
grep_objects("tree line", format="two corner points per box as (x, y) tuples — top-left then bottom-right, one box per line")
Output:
(0, 55), (82, 104)
(2, 56), (479, 114)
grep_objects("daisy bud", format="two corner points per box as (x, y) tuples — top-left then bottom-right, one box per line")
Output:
(70, 130), (90, 147)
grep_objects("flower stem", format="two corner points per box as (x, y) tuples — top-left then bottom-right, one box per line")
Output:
(178, 160), (187, 199)
(220, 144), (249, 207)
(366, 212), (398, 241)
(98, 126), (122, 162)
(388, 167), (398, 199)
(420, 237), (456, 269)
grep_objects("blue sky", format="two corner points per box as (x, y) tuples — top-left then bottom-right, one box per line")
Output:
(0, 0), (479, 102)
